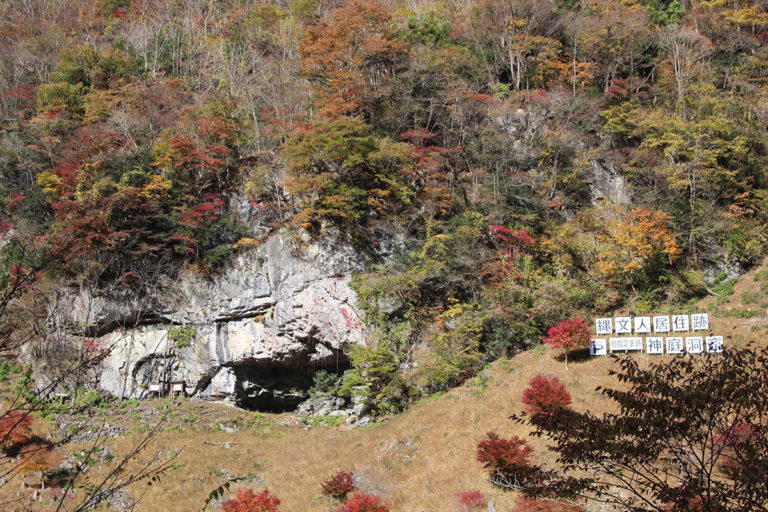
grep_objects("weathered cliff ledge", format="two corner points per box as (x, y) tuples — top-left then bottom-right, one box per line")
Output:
(60, 230), (371, 410)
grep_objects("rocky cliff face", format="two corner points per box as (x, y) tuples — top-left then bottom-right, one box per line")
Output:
(64, 230), (370, 410)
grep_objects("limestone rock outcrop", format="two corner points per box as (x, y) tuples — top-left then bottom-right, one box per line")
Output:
(69, 231), (369, 410)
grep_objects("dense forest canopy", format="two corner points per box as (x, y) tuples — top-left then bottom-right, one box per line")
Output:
(1, 0), (767, 407)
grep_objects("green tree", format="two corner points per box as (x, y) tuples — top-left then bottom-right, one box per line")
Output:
(283, 116), (411, 232)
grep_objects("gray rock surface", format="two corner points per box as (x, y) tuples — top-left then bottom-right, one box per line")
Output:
(67, 230), (370, 409)
(589, 158), (630, 205)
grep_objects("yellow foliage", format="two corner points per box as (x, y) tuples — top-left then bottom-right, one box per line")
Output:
(595, 204), (682, 284)
(151, 132), (181, 174)
(725, 7), (768, 26)
(232, 237), (260, 250)
(140, 175), (173, 200)
(36, 171), (62, 202)
(83, 88), (120, 123)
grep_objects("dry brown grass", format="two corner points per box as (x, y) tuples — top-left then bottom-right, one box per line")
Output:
(32, 349), (621, 512)
(3, 262), (767, 511)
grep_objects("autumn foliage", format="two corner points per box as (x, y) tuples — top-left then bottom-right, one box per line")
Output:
(714, 421), (765, 486)
(321, 470), (356, 500)
(300, 0), (406, 118)
(476, 431), (539, 489)
(542, 317), (591, 367)
(456, 490), (487, 512)
(515, 346), (768, 511)
(0, 411), (33, 453)
(485, 225), (537, 282)
(514, 497), (583, 512)
(595, 206), (682, 287)
(221, 489), (281, 512)
(337, 491), (390, 512)
(521, 375), (572, 416)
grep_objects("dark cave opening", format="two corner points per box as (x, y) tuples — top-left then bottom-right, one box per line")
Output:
(229, 358), (350, 412)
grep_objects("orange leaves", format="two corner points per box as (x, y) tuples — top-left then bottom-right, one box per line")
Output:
(159, 111), (236, 182)
(594, 204), (681, 284)
(0, 411), (33, 452)
(469, 0), (564, 89)
(0, 411), (61, 476)
(300, 0), (406, 117)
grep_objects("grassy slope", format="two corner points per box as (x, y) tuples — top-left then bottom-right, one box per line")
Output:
(6, 262), (768, 512)
(82, 348), (614, 512)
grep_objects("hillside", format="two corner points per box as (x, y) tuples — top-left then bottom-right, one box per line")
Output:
(2, 0), (768, 408)
(2, 262), (766, 511)
(2, 0), (768, 510)
(1, 332), (621, 512)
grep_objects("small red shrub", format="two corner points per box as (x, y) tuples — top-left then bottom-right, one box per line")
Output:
(515, 497), (583, 512)
(476, 431), (538, 488)
(521, 375), (571, 416)
(456, 490), (486, 511)
(713, 421), (762, 480)
(0, 411), (34, 453)
(322, 470), (356, 500)
(221, 489), (280, 512)
(337, 491), (389, 512)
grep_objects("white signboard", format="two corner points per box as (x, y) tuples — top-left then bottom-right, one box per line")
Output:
(706, 336), (724, 353)
(591, 339), (607, 356)
(634, 316), (651, 334)
(654, 316), (670, 333)
(610, 337), (643, 352)
(666, 336), (684, 354)
(646, 336), (664, 354)
(615, 317), (632, 334)
(672, 315), (690, 332)
(595, 318), (613, 335)
(590, 313), (718, 357)
(692, 313), (709, 331)
(686, 336), (704, 354)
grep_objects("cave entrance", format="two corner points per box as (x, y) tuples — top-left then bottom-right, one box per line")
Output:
(230, 360), (348, 412)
